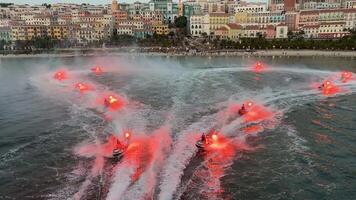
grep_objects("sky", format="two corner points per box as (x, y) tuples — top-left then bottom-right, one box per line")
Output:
(3, 0), (265, 5)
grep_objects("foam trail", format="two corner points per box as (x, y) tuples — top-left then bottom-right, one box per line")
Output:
(158, 115), (217, 200)
(121, 126), (172, 200)
(106, 163), (135, 200)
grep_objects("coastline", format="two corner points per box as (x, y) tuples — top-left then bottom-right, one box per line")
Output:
(0, 49), (355, 58)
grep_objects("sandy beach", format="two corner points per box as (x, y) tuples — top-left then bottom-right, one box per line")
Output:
(0, 49), (355, 58)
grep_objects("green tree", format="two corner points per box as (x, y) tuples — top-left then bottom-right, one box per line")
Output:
(174, 16), (187, 29)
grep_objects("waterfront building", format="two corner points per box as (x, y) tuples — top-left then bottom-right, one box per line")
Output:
(209, 13), (230, 31)
(113, 10), (129, 24)
(0, 27), (11, 41)
(243, 25), (265, 38)
(152, 22), (169, 34)
(235, 11), (285, 28)
(190, 14), (204, 36)
(303, 24), (320, 38)
(234, 4), (267, 13)
(11, 25), (47, 41)
(275, 24), (288, 38)
(345, 1), (356, 8)
(132, 11), (164, 23)
(318, 22), (349, 38)
(148, 0), (178, 23)
(265, 25), (276, 38)
(0, 18), (11, 27)
(214, 26), (229, 39)
(47, 25), (70, 40)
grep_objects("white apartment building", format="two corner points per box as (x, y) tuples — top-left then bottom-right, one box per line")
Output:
(234, 4), (267, 13)
(190, 15), (204, 36)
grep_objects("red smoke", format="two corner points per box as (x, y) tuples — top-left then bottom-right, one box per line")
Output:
(91, 66), (103, 75)
(96, 93), (127, 111)
(75, 82), (92, 93)
(251, 61), (265, 73)
(243, 124), (264, 134)
(53, 70), (68, 81)
(341, 71), (353, 83)
(321, 80), (340, 96)
(242, 101), (274, 123)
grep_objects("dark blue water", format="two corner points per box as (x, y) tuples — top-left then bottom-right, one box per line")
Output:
(0, 56), (355, 200)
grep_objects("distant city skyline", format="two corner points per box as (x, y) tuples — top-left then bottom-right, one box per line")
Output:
(3, 0), (266, 5)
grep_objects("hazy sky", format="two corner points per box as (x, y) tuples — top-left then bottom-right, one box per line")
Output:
(3, 0), (265, 5)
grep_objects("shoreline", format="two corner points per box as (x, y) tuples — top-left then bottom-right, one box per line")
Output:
(0, 49), (355, 58)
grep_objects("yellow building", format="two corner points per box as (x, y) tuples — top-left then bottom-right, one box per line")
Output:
(152, 22), (169, 35)
(235, 12), (248, 24)
(214, 23), (242, 41)
(226, 23), (243, 40)
(214, 26), (229, 40)
(209, 13), (230, 31)
(47, 25), (70, 40)
(111, 0), (119, 13)
(11, 25), (47, 41)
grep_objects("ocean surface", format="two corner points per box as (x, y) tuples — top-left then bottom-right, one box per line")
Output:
(0, 56), (355, 200)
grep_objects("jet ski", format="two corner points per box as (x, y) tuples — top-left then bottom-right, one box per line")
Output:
(238, 102), (253, 116)
(195, 140), (206, 149)
(111, 148), (125, 160)
(238, 107), (247, 116)
(318, 80), (332, 90)
(196, 130), (218, 151)
(91, 66), (103, 75)
(106, 132), (131, 162)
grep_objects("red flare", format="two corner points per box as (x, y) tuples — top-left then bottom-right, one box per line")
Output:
(246, 101), (253, 108)
(91, 66), (103, 75)
(242, 102), (274, 123)
(108, 134), (126, 150)
(252, 61), (265, 73)
(103, 94), (126, 111)
(53, 70), (67, 81)
(75, 82), (91, 93)
(320, 80), (340, 96)
(211, 133), (218, 141)
(341, 71), (352, 83)
(125, 131), (131, 139)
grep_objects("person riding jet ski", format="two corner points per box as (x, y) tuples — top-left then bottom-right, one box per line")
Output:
(318, 81), (331, 90)
(238, 104), (248, 116)
(196, 133), (208, 149)
(106, 134), (126, 160)
(196, 131), (218, 150)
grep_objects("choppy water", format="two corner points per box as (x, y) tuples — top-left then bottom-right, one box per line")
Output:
(0, 56), (355, 200)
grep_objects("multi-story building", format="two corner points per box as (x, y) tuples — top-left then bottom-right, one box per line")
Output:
(132, 11), (164, 23)
(276, 24), (288, 38)
(11, 25), (47, 41)
(318, 22), (349, 38)
(345, 1), (356, 8)
(209, 13), (230, 31)
(285, 12), (300, 31)
(0, 27), (11, 41)
(113, 10), (129, 24)
(235, 11), (285, 28)
(345, 9), (356, 29)
(190, 14), (204, 36)
(47, 25), (70, 40)
(299, 8), (356, 30)
(148, 0), (178, 23)
(234, 4), (267, 13)
(152, 22), (169, 34)
(0, 18), (11, 27)
(303, 24), (320, 38)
